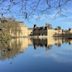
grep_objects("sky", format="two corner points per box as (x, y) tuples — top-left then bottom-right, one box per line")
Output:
(0, 0), (72, 29)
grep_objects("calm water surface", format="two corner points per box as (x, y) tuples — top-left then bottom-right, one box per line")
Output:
(0, 37), (72, 72)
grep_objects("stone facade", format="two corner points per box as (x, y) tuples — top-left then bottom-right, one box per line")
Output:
(10, 22), (32, 37)
(10, 23), (72, 37)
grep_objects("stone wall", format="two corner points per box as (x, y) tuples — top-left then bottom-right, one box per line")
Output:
(10, 23), (32, 37)
(47, 29), (62, 37)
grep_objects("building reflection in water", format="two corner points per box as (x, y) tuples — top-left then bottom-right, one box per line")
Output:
(0, 37), (72, 60)
(31, 37), (72, 49)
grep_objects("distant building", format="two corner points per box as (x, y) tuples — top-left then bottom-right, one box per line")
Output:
(32, 25), (47, 36)
(31, 24), (63, 37)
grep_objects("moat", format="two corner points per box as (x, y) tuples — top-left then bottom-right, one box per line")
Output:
(0, 37), (72, 72)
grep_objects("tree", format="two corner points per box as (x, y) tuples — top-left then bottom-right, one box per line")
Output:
(0, 18), (22, 39)
(57, 26), (61, 30)
(45, 23), (52, 29)
(67, 28), (71, 34)
(0, 0), (71, 19)
(68, 28), (71, 31)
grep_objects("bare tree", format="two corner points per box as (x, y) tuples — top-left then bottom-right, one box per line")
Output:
(0, 0), (72, 19)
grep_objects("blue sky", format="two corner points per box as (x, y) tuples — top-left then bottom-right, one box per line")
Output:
(0, 0), (72, 29)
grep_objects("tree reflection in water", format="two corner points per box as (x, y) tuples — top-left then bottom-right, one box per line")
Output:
(0, 38), (22, 60)
(0, 37), (72, 60)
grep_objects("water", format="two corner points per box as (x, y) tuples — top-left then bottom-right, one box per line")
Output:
(0, 37), (72, 72)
